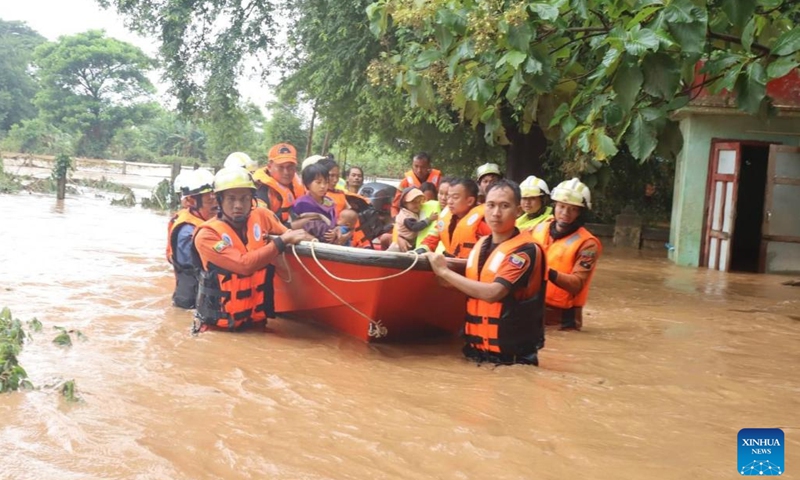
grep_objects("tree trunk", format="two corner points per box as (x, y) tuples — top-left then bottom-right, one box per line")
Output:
(321, 129), (331, 155)
(503, 125), (548, 181)
(56, 177), (66, 200)
(306, 107), (317, 158)
(170, 160), (182, 209)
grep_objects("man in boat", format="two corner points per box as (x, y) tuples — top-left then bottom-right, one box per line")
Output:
(253, 143), (306, 225)
(530, 178), (601, 331)
(416, 178), (490, 259)
(427, 179), (546, 366)
(476, 162), (502, 204)
(192, 167), (311, 332)
(392, 152), (443, 215)
(516, 175), (553, 232)
(167, 169), (218, 309)
(345, 166), (364, 194)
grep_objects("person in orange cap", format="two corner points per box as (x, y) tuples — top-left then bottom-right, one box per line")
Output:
(253, 143), (306, 225)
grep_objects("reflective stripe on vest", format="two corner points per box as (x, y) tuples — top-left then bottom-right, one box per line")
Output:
(531, 219), (600, 309)
(450, 204), (486, 259)
(193, 209), (275, 330)
(464, 232), (546, 355)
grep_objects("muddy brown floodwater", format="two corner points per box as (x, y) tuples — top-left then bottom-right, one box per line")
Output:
(1, 193), (799, 479)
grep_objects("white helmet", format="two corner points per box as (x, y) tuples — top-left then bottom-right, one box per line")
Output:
(173, 171), (189, 195)
(183, 169), (215, 197)
(519, 175), (550, 198)
(476, 162), (502, 181)
(551, 178), (592, 210)
(224, 152), (258, 173)
(213, 166), (256, 193)
(301, 154), (328, 171)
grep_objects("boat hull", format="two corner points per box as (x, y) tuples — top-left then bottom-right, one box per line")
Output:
(274, 243), (466, 342)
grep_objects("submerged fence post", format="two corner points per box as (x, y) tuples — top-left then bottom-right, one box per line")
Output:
(613, 205), (642, 248)
(53, 154), (72, 201)
(170, 160), (182, 209)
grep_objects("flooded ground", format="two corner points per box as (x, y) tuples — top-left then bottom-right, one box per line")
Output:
(1, 192), (799, 479)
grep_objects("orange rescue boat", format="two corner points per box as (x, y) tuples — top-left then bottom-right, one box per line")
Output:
(274, 242), (466, 342)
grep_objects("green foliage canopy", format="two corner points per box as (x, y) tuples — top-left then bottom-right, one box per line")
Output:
(33, 30), (157, 157)
(0, 20), (46, 131)
(366, 0), (800, 170)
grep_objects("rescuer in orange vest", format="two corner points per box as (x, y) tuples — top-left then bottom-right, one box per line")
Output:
(192, 167), (311, 332)
(416, 178), (491, 259)
(253, 143), (306, 224)
(392, 152), (443, 215)
(426, 179), (546, 366)
(166, 169), (218, 309)
(531, 178), (602, 331)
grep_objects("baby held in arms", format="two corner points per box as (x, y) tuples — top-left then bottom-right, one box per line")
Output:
(336, 209), (359, 247)
(388, 187), (436, 252)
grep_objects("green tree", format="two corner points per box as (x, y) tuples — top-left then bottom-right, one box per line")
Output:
(262, 101), (309, 156)
(367, 0), (800, 176)
(279, 0), (501, 173)
(0, 20), (45, 132)
(33, 30), (157, 158)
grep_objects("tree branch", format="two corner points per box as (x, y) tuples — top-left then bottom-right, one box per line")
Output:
(707, 30), (772, 55)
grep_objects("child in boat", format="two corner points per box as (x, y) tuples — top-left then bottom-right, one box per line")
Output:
(336, 209), (359, 247)
(388, 187), (435, 252)
(291, 162), (342, 244)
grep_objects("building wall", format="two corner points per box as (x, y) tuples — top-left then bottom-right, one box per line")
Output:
(669, 112), (800, 267)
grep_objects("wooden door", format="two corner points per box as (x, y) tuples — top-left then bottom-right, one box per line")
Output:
(761, 145), (800, 273)
(704, 143), (740, 271)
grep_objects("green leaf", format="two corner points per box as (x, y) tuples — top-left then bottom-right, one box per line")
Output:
(709, 63), (744, 94)
(528, 3), (559, 21)
(434, 25), (454, 51)
(721, 0), (756, 30)
(741, 18), (756, 53)
(507, 24), (533, 52)
(613, 60), (644, 112)
(662, 0), (696, 23)
(464, 76), (493, 104)
(668, 21), (706, 54)
(701, 52), (744, 75)
(735, 62), (767, 114)
(767, 57), (800, 80)
(414, 50), (441, 69)
(506, 70), (524, 102)
(366, 3), (388, 38)
(603, 102), (624, 126)
(592, 129), (618, 161)
(625, 113), (657, 161)
(496, 50), (527, 70)
(642, 53), (681, 99)
(601, 48), (621, 70)
(480, 106), (496, 123)
(524, 56), (543, 75)
(562, 115), (578, 135)
(549, 102), (570, 127)
(624, 27), (660, 56)
(626, 4), (663, 29)
(655, 120), (685, 160)
(771, 29), (800, 57)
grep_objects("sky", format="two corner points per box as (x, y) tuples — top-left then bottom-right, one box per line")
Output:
(2, 0), (275, 110)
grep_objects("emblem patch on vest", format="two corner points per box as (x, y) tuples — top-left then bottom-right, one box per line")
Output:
(254, 223), (262, 240)
(213, 241), (228, 253)
(509, 253), (526, 269)
(221, 233), (233, 246)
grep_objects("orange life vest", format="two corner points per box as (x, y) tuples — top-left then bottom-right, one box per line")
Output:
(402, 168), (442, 189)
(253, 170), (304, 223)
(167, 208), (206, 308)
(464, 232), (546, 356)
(531, 219), (600, 309)
(437, 204), (485, 259)
(327, 189), (349, 217)
(192, 209), (276, 331)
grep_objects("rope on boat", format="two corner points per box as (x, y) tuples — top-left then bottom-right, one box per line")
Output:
(289, 242), (393, 339)
(305, 240), (421, 282)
